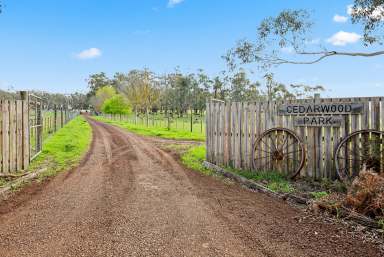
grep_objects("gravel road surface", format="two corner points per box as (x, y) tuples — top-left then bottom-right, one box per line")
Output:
(0, 118), (381, 257)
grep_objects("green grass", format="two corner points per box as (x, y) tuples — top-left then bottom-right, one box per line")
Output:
(93, 116), (205, 141)
(310, 191), (329, 200)
(102, 112), (206, 134)
(29, 115), (92, 180)
(231, 169), (295, 193)
(179, 145), (293, 193)
(181, 145), (212, 175)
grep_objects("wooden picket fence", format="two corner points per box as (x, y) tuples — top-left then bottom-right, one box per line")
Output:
(206, 97), (384, 180)
(0, 100), (29, 173)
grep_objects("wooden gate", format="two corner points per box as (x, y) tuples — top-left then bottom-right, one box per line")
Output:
(206, 97), (384, 180)
(29, 94), (43, 160)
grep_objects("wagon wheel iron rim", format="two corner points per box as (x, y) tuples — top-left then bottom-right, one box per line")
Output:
(335, 129), (384, 182)
(252, 128), (306, 179)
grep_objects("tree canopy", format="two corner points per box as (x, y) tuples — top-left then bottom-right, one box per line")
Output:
(86, 68), (324, 114)
(225, 0), (384, 70)
(91, 86), (117, 112)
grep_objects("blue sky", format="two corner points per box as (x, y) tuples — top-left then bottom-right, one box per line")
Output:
(0, 0), (383, 96)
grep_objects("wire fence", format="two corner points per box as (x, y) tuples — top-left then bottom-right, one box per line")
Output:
(101, 112), (206, 134)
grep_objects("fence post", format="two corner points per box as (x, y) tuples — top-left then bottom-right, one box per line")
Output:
(201, 110), (203, 133)
(60, 106), (64, 128)
(20, 91), (28, 101)
(167, 113), (170, 131)
(36, 102), (42, 153)
(20, 91), (29, 170)
(54, 105), (57, 132)
(190, 110), (193, 132)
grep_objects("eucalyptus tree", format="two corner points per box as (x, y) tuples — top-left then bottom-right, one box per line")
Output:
(116, 69), (160, 115)
(86, 72), (111, 98)
(225, 0), (384, 70)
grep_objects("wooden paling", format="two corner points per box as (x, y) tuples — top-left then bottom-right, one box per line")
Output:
(206, 97), (384, 180)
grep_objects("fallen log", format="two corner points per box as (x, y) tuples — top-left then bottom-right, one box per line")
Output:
(0, 173), (28, 178)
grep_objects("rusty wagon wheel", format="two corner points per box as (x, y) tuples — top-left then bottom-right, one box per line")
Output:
(252, 128), (305, 179)
(335, 129), (384, 181)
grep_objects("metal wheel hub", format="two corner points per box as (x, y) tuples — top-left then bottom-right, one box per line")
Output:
(272, 150), (284, 161)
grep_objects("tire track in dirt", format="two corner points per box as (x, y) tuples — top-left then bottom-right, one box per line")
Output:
(0, 117), (381, 257)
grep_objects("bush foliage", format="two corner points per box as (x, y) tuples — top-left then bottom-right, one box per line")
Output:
(101, 95), (131, 114)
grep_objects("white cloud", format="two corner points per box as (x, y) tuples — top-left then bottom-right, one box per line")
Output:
(333, 14), (348, 23)
(347, 4), (353, 15)
(326, 31), (361, 46)
(76, 48), (102, 59)
(167, 0), (184, 8)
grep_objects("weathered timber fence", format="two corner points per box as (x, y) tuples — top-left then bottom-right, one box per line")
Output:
(206, 97), (384, 180)
(0, 99), (29, 173)
(0, 93), (78, 174)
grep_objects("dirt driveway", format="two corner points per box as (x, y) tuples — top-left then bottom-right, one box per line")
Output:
(0, 118), (381, 257)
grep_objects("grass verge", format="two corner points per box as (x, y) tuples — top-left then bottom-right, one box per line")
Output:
(93, 116), (204, 141)
(29, 115), (92, 181)
(181, 145), (212, 175)
(179, 145), (294, 193)
(230, 169), (295, 193)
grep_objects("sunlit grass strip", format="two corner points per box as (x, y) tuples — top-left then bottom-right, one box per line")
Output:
(93, 116), (205, 141)
(29, 115), (93, 180)
(181, 145), (213, 175)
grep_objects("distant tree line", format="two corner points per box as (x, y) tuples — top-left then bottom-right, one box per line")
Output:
(87, 69), (324, 115)
(0, 89), (89, 110)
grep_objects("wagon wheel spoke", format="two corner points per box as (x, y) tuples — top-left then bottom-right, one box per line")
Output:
(253, 128), (305, 178)
(268, 134), (278, 151)
(260, 139), (274, 151)
(335, 130), (384, 181)
(282, 149), (302, 156)
(256, 148), (275, 155)
(278, 135), (289, 151)
(284, 141), (299, 150)
(253, 155), (272, 161)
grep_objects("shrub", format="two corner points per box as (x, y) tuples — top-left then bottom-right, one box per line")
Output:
(101, 95), (131, 114)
